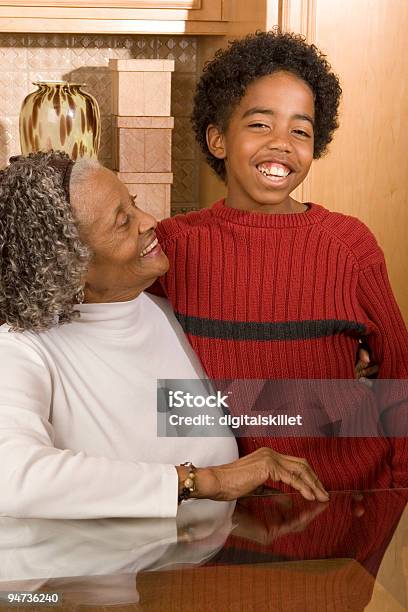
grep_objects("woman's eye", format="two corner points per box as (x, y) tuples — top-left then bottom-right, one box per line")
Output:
(118, 215), (129, 228)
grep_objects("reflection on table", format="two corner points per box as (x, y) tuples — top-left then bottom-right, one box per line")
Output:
(0, 489), (406, 611)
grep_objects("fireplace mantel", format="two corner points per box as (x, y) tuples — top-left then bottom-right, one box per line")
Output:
(0, 0), (227, 34)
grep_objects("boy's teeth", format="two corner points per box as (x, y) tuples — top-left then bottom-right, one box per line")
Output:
(140, 237), (158, 257)
(257, 164), (290, 177)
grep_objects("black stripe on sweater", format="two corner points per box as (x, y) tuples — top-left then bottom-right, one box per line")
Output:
(175, 314), (366, 341)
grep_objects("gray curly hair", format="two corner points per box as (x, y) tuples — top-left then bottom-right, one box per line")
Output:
(0, 150), (92, 332)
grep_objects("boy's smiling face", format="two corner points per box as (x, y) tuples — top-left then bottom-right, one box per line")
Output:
(207, 70), (315, 213)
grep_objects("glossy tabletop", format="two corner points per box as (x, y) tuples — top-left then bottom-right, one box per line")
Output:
(0, 489), (406, 612)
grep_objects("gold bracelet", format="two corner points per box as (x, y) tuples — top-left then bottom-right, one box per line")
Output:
(178, 462), (197, 505)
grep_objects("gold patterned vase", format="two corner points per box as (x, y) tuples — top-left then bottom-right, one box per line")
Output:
(19, 81), (101, 160)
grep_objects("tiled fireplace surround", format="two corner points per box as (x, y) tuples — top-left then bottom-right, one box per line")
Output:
(0, 33), (199, 215)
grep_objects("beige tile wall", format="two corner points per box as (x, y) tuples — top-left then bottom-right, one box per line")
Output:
(0, 33), (199, 215)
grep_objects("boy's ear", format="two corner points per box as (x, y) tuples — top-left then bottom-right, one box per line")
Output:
(206, 124), (227, 159)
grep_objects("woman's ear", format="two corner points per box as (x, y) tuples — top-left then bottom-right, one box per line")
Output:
(206, 124), (227, 159)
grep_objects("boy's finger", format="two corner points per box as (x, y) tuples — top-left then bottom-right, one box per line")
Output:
(360, 365), (379, 377)
(355, 362), (379, 379)
(357, 348), (370, 364)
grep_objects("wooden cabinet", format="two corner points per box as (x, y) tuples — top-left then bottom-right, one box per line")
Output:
(8, 1), (202, 7)
(0, 0), (225, 34)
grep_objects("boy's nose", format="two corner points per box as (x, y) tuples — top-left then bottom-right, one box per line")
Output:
(267, 138), (291, 153)
(266, 127), (292, 153)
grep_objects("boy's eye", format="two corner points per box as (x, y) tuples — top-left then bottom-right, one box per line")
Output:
(293, 129), (311, 138)
(249, 122), (269, 129)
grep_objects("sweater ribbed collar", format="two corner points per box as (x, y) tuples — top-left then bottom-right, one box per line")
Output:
(73, 292), (144, 332)
(211, 200), (328, 228)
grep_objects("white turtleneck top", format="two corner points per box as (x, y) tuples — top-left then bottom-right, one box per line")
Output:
(0, 293), (238, 519)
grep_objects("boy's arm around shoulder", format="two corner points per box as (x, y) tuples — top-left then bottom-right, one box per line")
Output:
(322, 212), (408, 487)
(343, 218), (408, 487)
(156, 208), (213, 243)
(321, 210), (386, 269)
(321, 212), (407, 370)
(356, 253), (408, 487)
(147, 215), (188, 298)
(351, 224), (408, 377)
(149, 209), (213, 299)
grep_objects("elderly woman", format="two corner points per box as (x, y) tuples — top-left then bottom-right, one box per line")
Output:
(0, 151), (328, 519)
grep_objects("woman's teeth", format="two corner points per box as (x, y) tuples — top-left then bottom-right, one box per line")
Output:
(140, 237), (158, 257)
(257, 165), (290, 178)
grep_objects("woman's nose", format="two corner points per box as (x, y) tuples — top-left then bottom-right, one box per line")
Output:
(136, 207), (157, 234)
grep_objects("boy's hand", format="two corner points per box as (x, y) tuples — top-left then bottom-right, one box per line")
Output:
(355, 341), (379, 381)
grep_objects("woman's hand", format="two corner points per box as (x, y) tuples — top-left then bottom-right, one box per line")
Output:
(178, 448), (329, 503)
(231, 498), (328, 545)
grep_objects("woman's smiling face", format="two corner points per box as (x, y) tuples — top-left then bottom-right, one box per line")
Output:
(207, 71), (315, 213)
(71, 166), (169, 303)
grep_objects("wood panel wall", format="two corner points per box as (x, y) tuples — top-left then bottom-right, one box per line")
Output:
(292, 0), (408, 322)
(198, 0), (408, 323)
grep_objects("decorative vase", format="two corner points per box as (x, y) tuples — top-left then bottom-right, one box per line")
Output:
(19, 81), (101, 160)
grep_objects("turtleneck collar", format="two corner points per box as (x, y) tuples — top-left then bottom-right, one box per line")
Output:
(73, 292), (145, 333)
(211, 200), (328, 229)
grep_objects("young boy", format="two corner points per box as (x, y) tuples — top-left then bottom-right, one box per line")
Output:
(154, 31), (408, 491)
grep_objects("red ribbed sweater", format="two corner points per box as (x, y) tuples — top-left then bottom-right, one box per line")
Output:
(155, 200), (408, 490)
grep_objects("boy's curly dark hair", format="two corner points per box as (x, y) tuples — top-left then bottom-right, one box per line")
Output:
(192, 30), (342, 181)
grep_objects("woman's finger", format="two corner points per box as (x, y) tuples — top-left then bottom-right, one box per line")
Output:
(275, 466), (316, 501)
(294, 465), (329, 502)
(280, 457), (329, 501)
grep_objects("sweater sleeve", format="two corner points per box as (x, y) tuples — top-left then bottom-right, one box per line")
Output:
(356, 258), (408, 487)
(0, 334), (179, 519)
